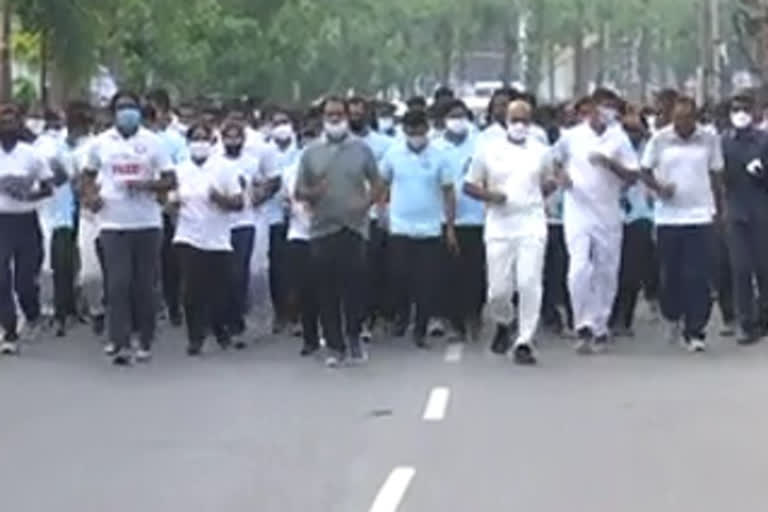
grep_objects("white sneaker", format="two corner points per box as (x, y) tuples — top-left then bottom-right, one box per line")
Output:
(134, 348), (152, 363)
(0, 341), (19, 355)
(428, 319), (445, 338)
(665, 321), (682, 345)
(103, 343), (118, 356)
(21, 318), (44, 342)
(682, 338), (707, 353)
(360, 327), (373, 343)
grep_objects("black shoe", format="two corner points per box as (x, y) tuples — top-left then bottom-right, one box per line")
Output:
(187, 346), (202, 357)
(112, 352), (132, 366)
(92, 314), (105, 336)
(737, 331), (762, 346)
(233, 339), (248, 350)
(513, 344), (537, 365)
(169, 312), (183, 328)
(413, 334), (431, 350)
(491, 324), (511, 355)
(55, 320), (66, 338)
(300, 344), (320, 357)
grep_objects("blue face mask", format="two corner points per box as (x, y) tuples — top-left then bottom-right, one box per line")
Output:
(115, 107), (142, 132)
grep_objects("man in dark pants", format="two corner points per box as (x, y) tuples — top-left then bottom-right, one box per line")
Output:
(0, 102), (54, 354)
(295, 96), (384, 367)
(641, 96), (724, 353)
(721, 93), (768, 345)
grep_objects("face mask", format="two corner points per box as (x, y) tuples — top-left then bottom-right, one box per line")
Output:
(507, 122), (529, 142)
(348, 119), (366, 133)
(731, 111), (753, 130)
(225, 144), (243, 158)
(645, 115), (657, 131)
(272, 123), (294, 142)
(324, 120), (348, 139)
(445, 118), (468, 135)
(378, 117), (394, 132)
(406, 135), (428, 150)
(597, 106), (618, 126)
(115, 108), (142, 133)
(189, 141), (212, 161)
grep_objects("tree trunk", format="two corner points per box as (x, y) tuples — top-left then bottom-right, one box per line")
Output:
(40, 31), (49, 108)
(572, 0), (586, 97)
(548, 40), (556, 102)
(501, 14), (517, 84)
(0, 0), (12, 102)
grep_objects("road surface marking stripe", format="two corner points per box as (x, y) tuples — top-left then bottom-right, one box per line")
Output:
(423, 387), (450, 421)
(370, 466), (416, 512)
(444, 343), (464, 363)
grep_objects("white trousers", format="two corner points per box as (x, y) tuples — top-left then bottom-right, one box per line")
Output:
(486, 235), (546, 346)
(564, 222), (622, 336)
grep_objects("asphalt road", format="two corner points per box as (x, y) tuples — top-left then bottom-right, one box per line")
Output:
(2, 311), (768, 512)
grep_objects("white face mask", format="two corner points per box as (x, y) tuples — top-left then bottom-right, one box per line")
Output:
(378, 117), (395, 132)
(645, 115), (657, 131)
(731, 111), (753, 130)
(189, 141), (212, 161)
(324, 120), (348, 139)
(507, 122), (529, 142)
(407, 135), (429, 150)
(272, 123), (294, 142)
(598, 106), (619, 126)
(445, 118), (468, 135)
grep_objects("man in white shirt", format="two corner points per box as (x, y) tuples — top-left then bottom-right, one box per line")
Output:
(553, 88), (640, 354)
(81, 91), (176, 365)
(0, 102), (54, 354)
(464, 100), (555, 365)
(640, 96), (725, 352)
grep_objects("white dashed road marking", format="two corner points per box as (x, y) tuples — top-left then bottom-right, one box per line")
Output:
(423, 386), (450, 422)
(444, 343), (464, 363)
(370, 466), (416, 512)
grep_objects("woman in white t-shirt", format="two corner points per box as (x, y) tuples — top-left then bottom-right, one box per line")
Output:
(171, 124), (245, 356)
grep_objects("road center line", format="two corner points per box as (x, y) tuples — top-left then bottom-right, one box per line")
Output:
(423, 386), (450, 421)
(444, 343), (464, 363)
(369, 466), (416, 512)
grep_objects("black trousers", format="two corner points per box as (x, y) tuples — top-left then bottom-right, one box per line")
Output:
(100, 229), (161, 351)
(161, 213), (182, 318)
(228, 226), (255, 336)
(0, 212), (43, 335)
(366, 219), (392, 325)
(657, 224), (714, 338)
(542, 224), (573, 330)
(51, 227), (77, 323)
(727, 217), (768, 334)
(268, 223), (289, 322)
(610, 220), (657, 330)
(310, 228), (366, 353)
(177, 244), (231, 349)
(444, 225), (486, 331)
(390, 235), (441, 338)
(288, 240), (320, 348)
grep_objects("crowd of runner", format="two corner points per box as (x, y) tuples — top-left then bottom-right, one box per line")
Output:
(0, 84), (766, 367)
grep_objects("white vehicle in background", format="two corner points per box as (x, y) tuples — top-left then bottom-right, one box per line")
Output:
(462, 80), (503, 124)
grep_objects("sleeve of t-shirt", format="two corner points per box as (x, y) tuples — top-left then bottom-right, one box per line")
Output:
(362, 144), (379, 184)
(640, 134), (659, 171)
(708, 133), (725, 173)
(85, 139), (101, 172)
(30, 151), (54, 181)
(295, 150), (312, 194)
(379, 148), (394, 184)
(151, 140), (173, 177)
(259, 145), (280, 180)
(464, 148), (488, 187)
(438, 153), (454, 188)
(615, 134), (640, 172)
(551, 134), (569, 167)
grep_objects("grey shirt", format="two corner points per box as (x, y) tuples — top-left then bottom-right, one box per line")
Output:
(721, 127), (768, 223)
(296, 134), (379, 240)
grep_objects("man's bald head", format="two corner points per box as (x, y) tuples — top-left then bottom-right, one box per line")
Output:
(507, 100), (532, 123)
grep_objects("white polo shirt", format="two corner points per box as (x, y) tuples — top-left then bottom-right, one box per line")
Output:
(553, 122), (640, 231)
(86, 127), (171, 231)
(641, 125), (724, 226)
(173, 155), (243, 251)
(281, 161), (310, 241)
(465, 136), (552, 242)
(0, 141), (53, 214)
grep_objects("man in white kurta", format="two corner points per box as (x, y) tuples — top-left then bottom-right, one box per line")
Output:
(553, 89), (640, 354)
(464, 100), (554, 365)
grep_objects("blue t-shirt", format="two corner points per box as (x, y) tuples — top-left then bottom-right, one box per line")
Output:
(158, 127), (189, 165)
(381, 140), (453, 238)
(434, 134), (484, 226)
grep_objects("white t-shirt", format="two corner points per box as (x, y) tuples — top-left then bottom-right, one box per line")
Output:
(173, 156), (243, 251)
(86, 127), (171, 230)
(0, 141), (53, 214)
(553, 122), (640, 231)
(281, 161), (311, 241)
(219, 154), (275, 229)
(641, 125), (724, 225)
(465, 136), (552, 242)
